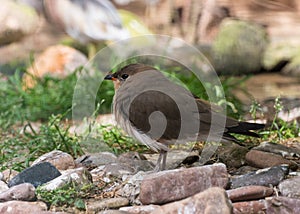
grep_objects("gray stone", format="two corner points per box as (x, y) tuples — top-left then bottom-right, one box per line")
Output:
(253, 141), (300, 158)
(91, 163), (135, 178)
(152, 187), (232, 214)
(140, 163), (228, 205)
(85, 197), (129, 213)
(120, 205), (161, 214)
(212, 19), (268, 75)
(39, 167), (92, 191)
(278, 175), (300, 198)
(32, 150), (75, 170)
(76, 152), (117, 168)
(8, 162), (61, 188)
(0, 201), (47, 213)
(230, 165), (289, 189)
(245, 149), (298, 170)
(118, 152), (154, 172)
(0, 183), (35, 202)
(226, 185), (273, 202)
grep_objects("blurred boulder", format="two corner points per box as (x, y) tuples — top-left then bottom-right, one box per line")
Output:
(212, 19), (268, 75)
(23, 44), (88, 88)
(282, 51), (300, 77)
(0, 0), (39, 46)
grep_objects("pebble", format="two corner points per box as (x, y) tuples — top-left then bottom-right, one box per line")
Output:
(139, 163), (228, 205)
(8, 162), (61, 188)
(216, 142), (249, 168)
(0, 183), (35, 202)
(0, 201), (47, 213)
(76, 152), (117, 168)
(117, 152), (155, 172)
(226, 185), (273, 202)
(120, 205), (161, 214)
(1, 169), (19, 182)
(278, 175), (300, 198)
(0, 181), (9, 194)
(86, 198), (129, 213)
(39, 167), (92, 191)
(245, 150), (298, 170)
(99, 210), (131, 214)
(152, 187), (232, 214)
(230, 165), (289, 189)
(32, 150), (75, 170)
(233, 200), (266, 214)
(254, 141), (300, 158)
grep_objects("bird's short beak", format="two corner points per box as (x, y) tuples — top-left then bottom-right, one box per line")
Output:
(104, 74), (117, 81)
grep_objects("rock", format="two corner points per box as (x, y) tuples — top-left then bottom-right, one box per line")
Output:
(91, 163), (135, 179)
(226, 185), (273, 202)
(233, 200), (267, 214)
(266, 196), (300, 213)
(232, 166), (258, 176)
(253, 141), (300, 158)
(0, 181), (9, 194)
(0, 201), (47, 213)
(76, 152), (117, 169)
(23, 45), (88, 88)
(230, 165), (289, 189)
(1, 169), (19, 182)
(39, 167), (92, 191)
(0, 0), (38, 46)
(119, 171), (148, 205)
(8, 162), (61, 188)
(99, 210), (131, 214)
(212, 19), (268, 75)
(32, 150), (75, 170)
(152, 187), (232, 214)
(283, 52), (300, 76)
(139, 163), (228, 205)
(233, 196), (300, 214)
(245, 150), (298, 170)
(216, 142), (249, 168)
(278, 175), (300, 198)
(120, 205), (161, 214)
(86, 198), (129, 213)
(117, 152), (154, 172)
(0, 183), (35, 202)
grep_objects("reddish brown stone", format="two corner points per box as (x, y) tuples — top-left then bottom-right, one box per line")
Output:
(0, 201), (47, 213)
(0, 183), (35, 202)
(227, 185), (273, 202)
(233, 200), (267, 214)
(152, 187), (232, 214)
(139, 163), (228, 205)
(245, 150), (298, 169)
(266, 197), (300, 213)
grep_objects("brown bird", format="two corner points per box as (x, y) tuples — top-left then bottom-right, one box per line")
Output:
(105, 63), (264, 170)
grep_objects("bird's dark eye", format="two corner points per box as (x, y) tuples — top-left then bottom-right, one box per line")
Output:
(121, 74), (129, 79)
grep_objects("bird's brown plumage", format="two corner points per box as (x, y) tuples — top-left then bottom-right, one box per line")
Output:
(105, 63), (264, 170)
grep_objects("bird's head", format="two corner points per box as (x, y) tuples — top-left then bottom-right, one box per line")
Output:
(104, 63), (155, 89)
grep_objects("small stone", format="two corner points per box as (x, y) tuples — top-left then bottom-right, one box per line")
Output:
(226, 185), (273, 202)
(117, 152), (155, 172)
(23, 45), (88, 88)
(0, 201), (47, 213)
(0, 181), (8, 194)
(278, 175), (300, 198)
(99, 210), (131, 214)
(39, 167), (92, 191)
(254, 141), (300, 158)
(230, 165), (289, 189)
(92, 163), (136, 178)
(1, 169), (19, 182)
(140, 163), (228, 205)
(217, 142), (249, 168)
(233, 200), (267, 214)
(32, 150), (75, 170)
(0, 183), (35, 202)
(152, 187), (232, 214)
(246, 150), (298, 170)
(266, 196), (300, 213)
(120, 205), (161, 214)
(232, 166), (258, 175)
(86, 198), (129, 213)
(8, 162), (61, 188)
(76, 152), (117, 168)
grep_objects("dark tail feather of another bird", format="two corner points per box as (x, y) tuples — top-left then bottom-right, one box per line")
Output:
(225, 122), (265, 141)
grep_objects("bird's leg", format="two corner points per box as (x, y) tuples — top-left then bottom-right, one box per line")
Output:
(154, 150), (168, 171)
